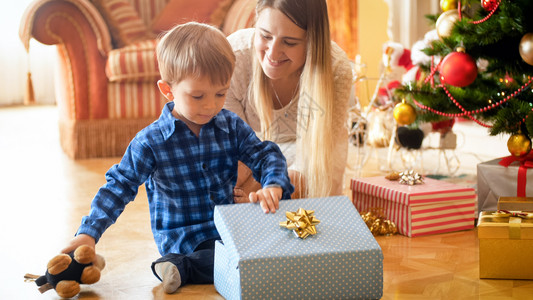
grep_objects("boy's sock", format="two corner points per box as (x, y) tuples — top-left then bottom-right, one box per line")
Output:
(154, 261), (182, 294)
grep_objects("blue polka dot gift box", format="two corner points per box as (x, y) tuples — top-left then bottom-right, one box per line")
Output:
(213, 196), (383, 300)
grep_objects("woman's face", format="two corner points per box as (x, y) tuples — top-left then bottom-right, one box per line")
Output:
(254, 7), (307, 81)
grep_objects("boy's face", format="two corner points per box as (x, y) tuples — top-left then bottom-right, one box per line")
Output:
(159, 76), (230, 134)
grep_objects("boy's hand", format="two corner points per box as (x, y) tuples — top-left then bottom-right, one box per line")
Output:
(249, 186), (282, 213)
(61, 234), (96, 254)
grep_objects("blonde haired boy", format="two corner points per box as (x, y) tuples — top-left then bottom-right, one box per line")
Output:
(61, 22), (293, 294)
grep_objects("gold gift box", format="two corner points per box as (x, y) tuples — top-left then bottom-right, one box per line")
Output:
(477, 211), (533, 280)
(498, 196), (533, 212)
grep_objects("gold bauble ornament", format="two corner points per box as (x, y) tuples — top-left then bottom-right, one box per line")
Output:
(440, 0), (457, 11)
(436, 10), (460, 39)
(393, 100), (416, 126)
(519, 33), (533, 66)
(507, 133), (532, 157)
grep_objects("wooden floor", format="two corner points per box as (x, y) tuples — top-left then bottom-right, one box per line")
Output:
(3, 105), (533, 299)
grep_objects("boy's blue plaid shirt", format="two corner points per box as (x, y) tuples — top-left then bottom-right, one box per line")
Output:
(77, 102), (293, 255)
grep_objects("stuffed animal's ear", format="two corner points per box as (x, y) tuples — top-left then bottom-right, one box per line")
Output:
(47, 254), (72, 275)
(73, 245), (95, 264)
(55, 281), (80, 299)
(81, 266), (101, 284)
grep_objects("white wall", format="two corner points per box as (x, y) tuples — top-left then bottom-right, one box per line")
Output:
(385, 0), (440, 48)
(1, 2), (57, 106)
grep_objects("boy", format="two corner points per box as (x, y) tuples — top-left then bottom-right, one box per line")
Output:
(61, 22), (294, 294)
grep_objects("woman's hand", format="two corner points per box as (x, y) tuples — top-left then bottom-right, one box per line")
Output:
(249, 186), (282, 213)
(233, 187), (248, 203)
(61, 234), (96, 254)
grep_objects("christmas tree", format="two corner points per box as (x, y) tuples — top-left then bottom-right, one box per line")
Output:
(394, 0), (533, 156)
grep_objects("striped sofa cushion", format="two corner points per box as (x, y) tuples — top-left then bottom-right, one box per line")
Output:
(107, 81), (168, 119)
(128, 0), (169, 30)
(221, 0), (256, 36)
(92, 0), (154, 47)
(106, 39), (159, 82)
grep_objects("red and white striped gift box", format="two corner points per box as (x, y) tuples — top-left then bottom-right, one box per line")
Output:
(351, 176), (476, 237)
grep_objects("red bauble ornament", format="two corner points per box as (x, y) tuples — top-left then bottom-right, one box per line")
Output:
(439, 51), (478, 87)
(481, 0), (498, 11)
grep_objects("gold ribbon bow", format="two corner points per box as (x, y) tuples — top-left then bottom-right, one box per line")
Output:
(279, 208), (320, 239)
(493, 210), (533, 219)
(481, 210), (533, 239)
(361, 208), (398, 236)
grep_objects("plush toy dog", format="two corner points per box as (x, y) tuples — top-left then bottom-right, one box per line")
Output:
(25, 245), (105, 298)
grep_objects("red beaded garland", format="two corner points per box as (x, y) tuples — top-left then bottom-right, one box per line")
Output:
(473, 0), (500, 24)
(456, 0), (500, 25)
(411, 77), (533, 129)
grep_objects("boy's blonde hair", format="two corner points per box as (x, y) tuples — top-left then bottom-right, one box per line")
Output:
(156, 22), (235, 85)
(252, 0), (336, 198)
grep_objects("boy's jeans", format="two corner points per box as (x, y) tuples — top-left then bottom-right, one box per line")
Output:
(151, 239), (216, 284)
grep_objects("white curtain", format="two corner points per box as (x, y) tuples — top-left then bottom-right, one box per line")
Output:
(1, 1), (57, 106)
(385, 0), (440, 48)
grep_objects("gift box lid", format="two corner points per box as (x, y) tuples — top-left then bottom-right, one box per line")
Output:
(214, 196), (382, 265)
(352, 176), (476, 207)
(477, 211), (533, 239)
(498, 197), (533, 212)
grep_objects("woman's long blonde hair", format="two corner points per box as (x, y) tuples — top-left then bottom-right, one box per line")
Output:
(251, 0), (336, 198)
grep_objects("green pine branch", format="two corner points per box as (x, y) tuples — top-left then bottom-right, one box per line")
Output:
(396, 0), (533, 138)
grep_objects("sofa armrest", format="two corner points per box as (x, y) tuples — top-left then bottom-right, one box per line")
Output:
(19, 0), (113, 120)
(20, 0), (112, 55)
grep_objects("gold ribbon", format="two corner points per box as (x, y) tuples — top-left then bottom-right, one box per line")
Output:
(279, 208), (320, 239)
(360, 208), (398, 236)
(480, 210), (533, 239)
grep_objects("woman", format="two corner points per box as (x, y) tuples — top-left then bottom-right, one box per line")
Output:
(225, 0), (353, 199)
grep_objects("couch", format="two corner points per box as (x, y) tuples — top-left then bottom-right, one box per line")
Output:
(19, 0), (256, 159)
